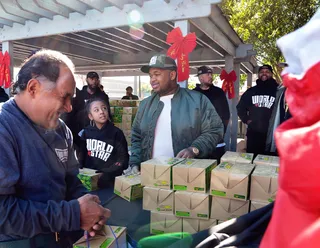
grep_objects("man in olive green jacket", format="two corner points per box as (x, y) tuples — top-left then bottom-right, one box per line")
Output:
(124, 54), (224, 174)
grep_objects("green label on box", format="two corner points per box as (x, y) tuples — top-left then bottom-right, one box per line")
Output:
(211, 190), (226, 197)
(176, 211), (190, 217)
(114, 227), (122, 234)
(101, 237), (114, 248)
(174, 185), (187, 191)
(197, 213), (208, 218)
(124, 196), (130, 201)
(234, 194), (245, 200)
(77, 174), (92, 191)
(157, 205), (173, 212)
(194, 187), (204, 191)
(114, 189), (121, 196)
(152, 229), (165, 235)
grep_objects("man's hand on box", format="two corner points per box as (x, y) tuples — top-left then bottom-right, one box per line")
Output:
(176, 147), (196, 159)
(78, 194), (111, 236)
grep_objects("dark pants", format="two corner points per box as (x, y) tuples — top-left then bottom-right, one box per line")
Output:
(246, 130), (267, 156)
(211, 146), (225, 164)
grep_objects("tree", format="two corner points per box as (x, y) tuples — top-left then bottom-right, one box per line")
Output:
(221, 0), (319, 82)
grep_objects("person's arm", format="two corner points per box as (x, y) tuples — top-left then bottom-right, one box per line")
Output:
(190, 96), (224, 158)
(236, 91), (251, 124)
(128, 102), (145, 170)
(0, 129), (81, 238)
(97, 130), (129, 174)
(217, 90), (230, 134)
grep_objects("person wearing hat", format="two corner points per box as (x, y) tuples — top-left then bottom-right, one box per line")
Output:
(237, 64), (278, 156)
(61, 71), (111, 154)
(122, 86), (139, 100)
(123, 54), (224, 175)
(193, 66), (230, 163)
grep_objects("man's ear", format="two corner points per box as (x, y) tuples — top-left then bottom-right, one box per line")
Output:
(26, 78), (41, 98)
(170, 70), (177, 81)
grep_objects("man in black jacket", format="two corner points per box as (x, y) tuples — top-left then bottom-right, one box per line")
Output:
(194, 66), (230, 163)
(237, 65), (278, 155)
(0, 87), (9, 102)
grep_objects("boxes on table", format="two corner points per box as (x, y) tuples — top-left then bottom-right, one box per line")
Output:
(210, 162), (255, 201)
(77, 168), (102, 191)
(175, 191), (210, 220)
(150, 212), (182, 235)
(143, 187), (174, 214)
(250, 165), (279, 203)
(173, 159), (217, 193)
(210, 196), (250, 221)
(182, 218), (217, 234)
(114, 174), (143, 202)
(253, 155), (280, 167)
(73, 225), (126, 248)
(141, 157), (184, 189)
(221, 151), (254, 164)
(250, 200), (270, 212)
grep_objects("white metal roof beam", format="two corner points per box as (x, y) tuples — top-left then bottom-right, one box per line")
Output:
(34, 0), (71, 18)
(78, 0), (110, 12)
(0, 2), (27, 24)
(130, 0), (144, 7)
(0, 18), (14, 27)
(14, 38), (113, 63)
(1, 0), (40, 22)
(17, 0), (54, 19)
(97, 29), (154, 52)
(190, 17), (236, 56)
(0, 0), (215, 41)
(104, 0), (125, 10)
(54, 0), (88, 15)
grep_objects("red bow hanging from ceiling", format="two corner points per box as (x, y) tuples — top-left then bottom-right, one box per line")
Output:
(220, 69), (237, 99)
(0, 51), (11, 89)
(166, 27), (197, 82)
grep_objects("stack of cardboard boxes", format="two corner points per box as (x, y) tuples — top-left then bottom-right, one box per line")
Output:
(141, 157), (218, 236)
(210, 152), (255, 223)
(109, 100), (140, 146)
(250, 155), (279, 211)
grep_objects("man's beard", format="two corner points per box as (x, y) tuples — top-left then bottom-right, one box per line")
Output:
(88, 84), (97, 91)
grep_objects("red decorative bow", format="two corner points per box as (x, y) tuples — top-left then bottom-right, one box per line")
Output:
(220, 69), (237, 99)
(0, 51), (11, 89)
(166, 27), (197, 82)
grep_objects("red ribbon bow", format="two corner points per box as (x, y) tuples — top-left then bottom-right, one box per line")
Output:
(220, 69), (237, 99)
(166, 27), (197, 82)
(0, 51), (11, 89)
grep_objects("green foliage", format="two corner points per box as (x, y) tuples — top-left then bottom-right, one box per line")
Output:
(221, 0), (319, 82)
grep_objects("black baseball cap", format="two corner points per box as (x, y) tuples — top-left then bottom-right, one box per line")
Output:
(258, 65), (273, 73)
(141, 54), (177, 73)
(197, 66), (213, 76)
(87, 71), (99, 79)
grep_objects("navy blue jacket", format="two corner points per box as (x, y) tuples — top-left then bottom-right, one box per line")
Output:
(0, 99), (86, 241)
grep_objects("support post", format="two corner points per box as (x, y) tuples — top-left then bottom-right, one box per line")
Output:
(224, 55), (233, 150)
(174, 20), (189, 88)
(230, 63), (240, 151)
(247, 73), (253, 89)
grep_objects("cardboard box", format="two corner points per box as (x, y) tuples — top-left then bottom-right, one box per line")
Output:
(143, 187), (174, 213)
(141, 157), (185, 189)
(150, 212), (182, 235)
(73, 225), (126, 248)
(210, 162), (255, 201)
(173, 159), (217, 193)
(114, 174), (143, 202)
(250, 200), (270, 212)
(77, 168), (102, 191)
(253, 155), (280, 167)
(175, 191), (210, 220)
(250, 165), (279, 203)
(182, 218), (217, 234)
(221, 151), (254, 164)
(211, 197), (250, 221)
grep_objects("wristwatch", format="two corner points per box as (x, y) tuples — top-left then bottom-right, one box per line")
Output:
(191, 147), (200, 156)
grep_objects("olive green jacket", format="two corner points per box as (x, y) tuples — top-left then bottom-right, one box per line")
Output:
(129, 87), (224, 167)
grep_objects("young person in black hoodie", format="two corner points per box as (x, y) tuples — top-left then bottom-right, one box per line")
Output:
(237, 65), (278, 156)
(79, 98), (129, 188)
(194, 66), (230, 163)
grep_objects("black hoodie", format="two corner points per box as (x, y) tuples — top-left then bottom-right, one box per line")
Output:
(237, 78), (278, 134)
(79, 121), (129, 187)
